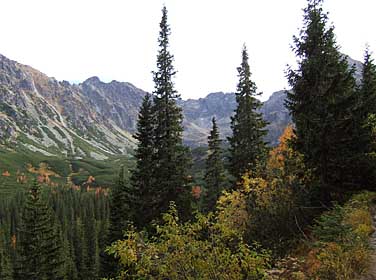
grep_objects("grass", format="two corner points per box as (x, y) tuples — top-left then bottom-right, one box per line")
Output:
(1, 138), (204, 199)
(0, 145), (135, 198)
(70, 156), (134, 186)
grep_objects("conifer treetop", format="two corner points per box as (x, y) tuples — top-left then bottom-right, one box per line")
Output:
(237, 45), (257, 98)
(153, 6), (179, 100)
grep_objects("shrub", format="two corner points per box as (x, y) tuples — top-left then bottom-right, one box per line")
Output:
(108, 202), (270, 279)
(302, 192), (374, 279)
(244, 126), (315, 257)
(267, 192), (375, 280)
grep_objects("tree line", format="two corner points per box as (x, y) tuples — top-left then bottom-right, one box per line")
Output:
(0, 183), (109, 279)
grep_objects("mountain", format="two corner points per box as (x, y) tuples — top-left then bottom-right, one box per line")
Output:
(0, 54), (139, 159)
(346, 55), (364, 81)
(260, 90), (290, 146)
(180, 90), (291, 146)
(0, 53), (287, 157)
(179, 92), (236, 146)
(0, 53), (363, 159)
(80, 76), (145, 133)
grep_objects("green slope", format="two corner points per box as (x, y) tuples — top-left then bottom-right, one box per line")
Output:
(0, 146), (134, 198)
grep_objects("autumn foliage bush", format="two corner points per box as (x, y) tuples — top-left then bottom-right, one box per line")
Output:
(108, 201), (270, 279)
(272, 192), (375, 280)
(304, 192), (375, 280)
(244, 126), (315, 257)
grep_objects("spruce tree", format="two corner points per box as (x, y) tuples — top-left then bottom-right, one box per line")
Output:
(97, 212), (109, 278)
(100, 165), (134, 278)
(204, 117), (226, 212)
(61, 231), (78, 280)
(151, 6), (191, 221)
(73, 218), (88, 280)
(108, 165), (134, 242)
(15, 181), (64, 280)
(131, 93), (155, 228)
(0, 228), (12, 280)
(355, 48), (376, 188)
(359, 49), (376, 116)
(286, 0), (357, 200)
(228, 45), (267, 182)
(84, 201), (99, 280)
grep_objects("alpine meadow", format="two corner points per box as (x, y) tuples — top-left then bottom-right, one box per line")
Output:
(2, 0), (376, 279)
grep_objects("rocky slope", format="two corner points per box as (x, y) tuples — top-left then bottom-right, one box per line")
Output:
(180, 90), (291, 146)
(179, 92), (236, 146)
(0, 54), (136, 159)
(81, 76), (145, 133)
(260, 90), (290, 146)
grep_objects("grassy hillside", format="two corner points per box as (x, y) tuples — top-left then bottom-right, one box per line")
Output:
(0, 145), (212, 199)
(0, 145), (134, 198)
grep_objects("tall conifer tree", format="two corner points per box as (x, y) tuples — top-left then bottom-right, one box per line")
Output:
(286, 0), (357, 200)
(73, 218), (88, 280)
(358, 49), (376, 143)
(151, 6), (191, 221)
(15, 181), (64, 280)
(228, 45), (267, 182)
(359, 49), (376, 115)
(101, 165), (133, 278)
(108, 165), (134, 242)
(84, 201), (99, 280)
(0, 228), (12, 280)
(204, 117), (226, 212)
(355, 48), (376, 188)
(131, 93), (155, 228)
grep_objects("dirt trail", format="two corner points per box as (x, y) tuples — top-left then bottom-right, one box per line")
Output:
(360, 208), (376, 280)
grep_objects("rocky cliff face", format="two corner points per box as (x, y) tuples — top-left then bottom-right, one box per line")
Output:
(260, 90), (291, 146)
(0, 54), (136, 159)
(179, 92), (236, 146)
(81, 77), (145, 133)
(180, 91), (291, 146)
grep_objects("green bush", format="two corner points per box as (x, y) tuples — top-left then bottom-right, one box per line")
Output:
(108, 203), (270, 279)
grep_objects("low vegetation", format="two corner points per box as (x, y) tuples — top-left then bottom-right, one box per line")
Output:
(0, 146), (133, 198)
(270, 192), (375, 280)
(109, 203), (270, 279)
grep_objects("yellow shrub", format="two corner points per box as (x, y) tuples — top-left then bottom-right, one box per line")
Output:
(216, 187), (249, 237)
(108, 203), (270, 279)
(314, 242), (353, 280)
(344, 208), (373, 237)
(305, 241), (370, 280)
(304, 192), (374, 279)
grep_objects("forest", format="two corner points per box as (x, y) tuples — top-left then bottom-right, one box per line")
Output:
(1, 0), (376, 279)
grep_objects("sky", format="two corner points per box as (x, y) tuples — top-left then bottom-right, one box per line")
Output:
(0, 0), (375, 101)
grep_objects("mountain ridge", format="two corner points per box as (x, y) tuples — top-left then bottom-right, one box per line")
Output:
(0, 53), (362, 158)
(0, 54), (136, 159)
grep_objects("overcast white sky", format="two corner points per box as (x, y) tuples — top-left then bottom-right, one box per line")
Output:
(0, 0), (375, 100)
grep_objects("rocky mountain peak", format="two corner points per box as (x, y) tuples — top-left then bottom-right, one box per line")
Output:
(83, 76), (102, 85)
